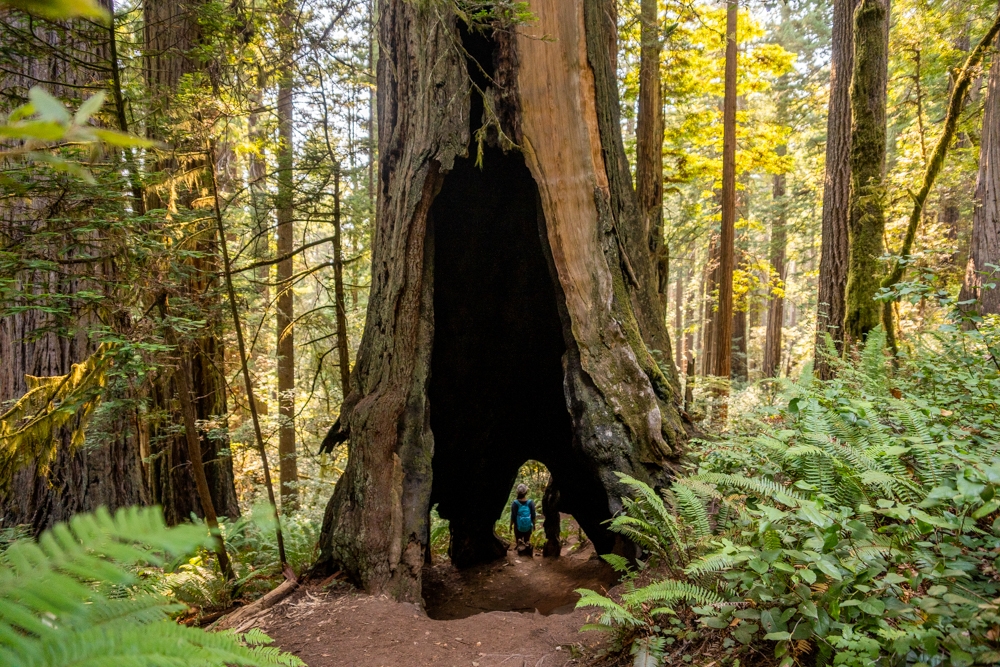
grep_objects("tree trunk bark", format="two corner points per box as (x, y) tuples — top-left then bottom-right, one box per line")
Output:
(315, 0), (686, 600)
(764, 169), (787, 378)
(143, 0), (239, 524)
(636, 0), (666, 312)
(0, 6), (147, 533)
(714, 0), (738, 382)
(960, 30), (1000, 315)
(815, 0), (857, 377)
(332, 167), (352, 395)
(843, 0), (890, 347)
(276, 4), (297, 509)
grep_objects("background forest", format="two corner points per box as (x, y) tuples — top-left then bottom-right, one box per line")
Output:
(2, 0), (1000, 665)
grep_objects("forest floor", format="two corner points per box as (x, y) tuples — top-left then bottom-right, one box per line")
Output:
(243, 539), (616, 667)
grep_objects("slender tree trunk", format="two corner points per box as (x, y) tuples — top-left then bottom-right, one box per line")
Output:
(674, 267), (683, 371)
(143, 0), (239, 524)
(636, 0), (666, 311)
(316, 0), (685, 599)
(158, 301), (233, 579)
(961, 30), (1000, 314)
(701, 236), (718, 377)
(275, 3), (298, 509)
(815, 0), (857, 377)
(843, 0), (890, 347)
(764, 167), (787, 378)
(332, 167), (352, 395)
(714, 0), (738, 382)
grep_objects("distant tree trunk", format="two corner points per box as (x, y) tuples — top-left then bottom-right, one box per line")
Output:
(960, 30), (1000, 315)
(843, 0), (890, 347)
(674, 266), (684, 371)
(143, 0), (239, 524)
(636, 0), (667, 312)
(275, 3), (297, 509)
(714, 0), (737, 382)
(332, 167), (352, 395)
(701, 236), (719, 377)
(731, 309), (748, 383)
(315, 0), (685, 600)
(764, 167), (787, 378)
(0, 7), (146, 531)
(815, 0), (857, 377)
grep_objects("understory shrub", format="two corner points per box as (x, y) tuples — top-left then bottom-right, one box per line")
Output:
(0, 505), (303, 666)
(578, 326), (1000, 667)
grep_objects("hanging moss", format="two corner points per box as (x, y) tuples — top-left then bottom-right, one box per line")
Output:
(843, 0), (889, 346)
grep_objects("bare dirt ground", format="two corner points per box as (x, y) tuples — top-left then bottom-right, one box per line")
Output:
(246, 542), (617, 667)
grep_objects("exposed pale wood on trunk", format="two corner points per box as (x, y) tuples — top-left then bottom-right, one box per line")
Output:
(316, 0), (686, 601)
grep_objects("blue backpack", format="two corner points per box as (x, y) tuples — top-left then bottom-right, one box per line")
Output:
(514, 500), (533, 532)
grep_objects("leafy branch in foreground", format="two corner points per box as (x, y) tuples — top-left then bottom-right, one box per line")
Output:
(0, 505), (303, 666)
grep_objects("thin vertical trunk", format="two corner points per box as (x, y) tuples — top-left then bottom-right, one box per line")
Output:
(636, 0), (666, 310)
(674, 267), (683, 371)
(843, 0), (890, 347)
(701, 236), (719, 377)
(333, 167), (353, 395)
(714, 0), (737, 382)
(815, 0), (857, 377)
(960, 30), (1000, 315)
(367, 0), (376, 213)
(158, 301), (233, 579)
(143, 0), (239, 524)
(276, 3), (297, 508)
(731, 308), (747, 383)
(764, 167), (787, 378)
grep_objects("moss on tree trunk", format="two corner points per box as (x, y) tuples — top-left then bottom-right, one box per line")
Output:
(843, 0), (889, 347)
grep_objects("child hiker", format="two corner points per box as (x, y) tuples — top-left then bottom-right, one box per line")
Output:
(510, 483), (536, 555)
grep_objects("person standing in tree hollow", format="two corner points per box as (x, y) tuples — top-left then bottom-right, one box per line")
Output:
(510, 484), (536, 553)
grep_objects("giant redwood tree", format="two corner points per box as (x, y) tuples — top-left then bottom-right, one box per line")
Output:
(315, 0), (687, 600)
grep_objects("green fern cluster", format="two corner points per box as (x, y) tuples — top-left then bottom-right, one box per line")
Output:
(0, 505), (303, 667)
(578, 327), (1000, 667)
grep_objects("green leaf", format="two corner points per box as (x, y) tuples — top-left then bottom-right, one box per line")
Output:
(91, 128), (157, 148)
(0, 120), (65, 141)
(2, 0), (110, 21)
(764, 631), (791, 641)
(28, 87), (71, 124)
(814, 558), (842, 581)
(972, 498), (999, 519)
(73, 92), (105, 126)
(858, 598), (885, 615)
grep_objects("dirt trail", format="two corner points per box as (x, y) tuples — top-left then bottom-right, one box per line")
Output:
(250, 543), (616, 666)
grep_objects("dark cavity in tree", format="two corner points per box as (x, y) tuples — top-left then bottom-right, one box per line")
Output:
(428, 143), (617, 570)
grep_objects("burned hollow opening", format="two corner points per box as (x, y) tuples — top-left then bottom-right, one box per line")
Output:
(427, 144), (617, 570)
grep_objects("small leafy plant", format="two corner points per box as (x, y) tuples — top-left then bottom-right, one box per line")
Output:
(578, 327), (1000, 667)
(0, 505), (303, 666)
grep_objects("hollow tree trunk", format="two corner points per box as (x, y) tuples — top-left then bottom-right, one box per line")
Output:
(960, 29), (1000, 315)
(315, 0), (685, 601)
(143, 0), (239, 524)
(0, 7), (146, 532)
(843, 0), (890, 347)
(815, 0), (857, 377)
